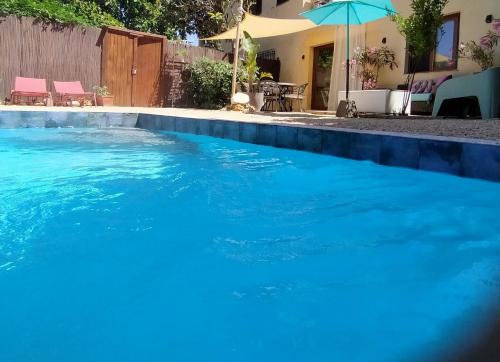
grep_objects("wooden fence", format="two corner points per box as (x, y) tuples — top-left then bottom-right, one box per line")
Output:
(165, 41), (226, 64)
(0, 16), (101, 101)
(0, 16), (227, 107)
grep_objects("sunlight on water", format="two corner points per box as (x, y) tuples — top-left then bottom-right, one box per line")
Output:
(0, 128), (500, 361)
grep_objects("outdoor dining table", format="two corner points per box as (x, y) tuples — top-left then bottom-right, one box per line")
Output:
(277, 82), (298, 112)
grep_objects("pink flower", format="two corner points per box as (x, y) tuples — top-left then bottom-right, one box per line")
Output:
(364, 78), (377, 90)
(479, 35), (491, 48)
(493, 19), (500, 33)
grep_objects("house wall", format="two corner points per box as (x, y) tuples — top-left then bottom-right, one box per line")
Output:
(257, 0), (336, 109)
(257, 0), (500, 109)
(369, 0), (500, 88)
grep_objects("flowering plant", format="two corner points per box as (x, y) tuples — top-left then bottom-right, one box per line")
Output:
(93, 85), (111, 96)
(349, 46), (397, 89)
(459, 20), (500, 71)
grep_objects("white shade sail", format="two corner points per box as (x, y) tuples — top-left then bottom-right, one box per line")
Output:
(201, 13), (317, 40)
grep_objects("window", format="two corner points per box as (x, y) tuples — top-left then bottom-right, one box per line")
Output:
(277, 0), (289, 6)
(406, 13), (460, 73)
(250, 0), (262, 15)
(258, 49), (276, 60)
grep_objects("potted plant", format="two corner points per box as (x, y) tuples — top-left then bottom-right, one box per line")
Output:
(458, 20), (500, 71)
(241, 31), (273, 111)
(351, 46), (397, 90)
(93, 85), (114, 106)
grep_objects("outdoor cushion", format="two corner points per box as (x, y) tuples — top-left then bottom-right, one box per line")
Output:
(54, 81), (86, 95)
(411, 80), (422, 93)
(13, 77), (47, 94)
(411, 93), (433, 103)
(413, 79), (427, 94)
(423, 81), (433, 94)
(416, 80), (430, 94)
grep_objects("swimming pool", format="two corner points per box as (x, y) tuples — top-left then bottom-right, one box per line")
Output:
(1, 128), (499, 361)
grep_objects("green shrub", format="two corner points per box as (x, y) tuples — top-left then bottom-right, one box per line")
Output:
(185, 58), (238, 109)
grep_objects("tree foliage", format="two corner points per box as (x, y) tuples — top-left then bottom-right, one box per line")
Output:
(0, 0), (254, 39)
(391, 0), (449, 59)
(92, 0), (175, 37)
(0, 0), (122, 27)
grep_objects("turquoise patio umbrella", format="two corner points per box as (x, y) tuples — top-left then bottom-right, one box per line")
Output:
(301, 0), (396, 102)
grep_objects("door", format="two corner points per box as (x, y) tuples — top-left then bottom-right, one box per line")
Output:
(311, 44), (334, 110)
(101, 29), (164, 106)
(101, 30), (135, 106)
(134, 37), (163, 106)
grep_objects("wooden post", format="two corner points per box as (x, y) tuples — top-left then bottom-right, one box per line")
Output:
(131, 36), (138, 107)
(230, 0), (244, 102)
(345, 5), (350, 101)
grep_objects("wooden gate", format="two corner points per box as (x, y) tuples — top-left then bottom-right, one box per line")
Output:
(101, 27), (165, 106)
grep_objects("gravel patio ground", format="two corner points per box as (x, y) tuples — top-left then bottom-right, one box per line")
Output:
(273, 114), (500, 142)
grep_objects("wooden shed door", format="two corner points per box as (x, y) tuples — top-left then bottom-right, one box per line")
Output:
(101, 30), (135, 106)
(101, 29), (164, 107)
(134, 37), (163, 106)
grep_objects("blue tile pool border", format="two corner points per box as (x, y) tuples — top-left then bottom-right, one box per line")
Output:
(1, 110), (499, 183)
(0, 110), (138, 129)
(137, 114), (500, 183)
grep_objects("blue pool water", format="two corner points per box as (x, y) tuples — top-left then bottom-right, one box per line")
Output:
(1, 128), (499, 361)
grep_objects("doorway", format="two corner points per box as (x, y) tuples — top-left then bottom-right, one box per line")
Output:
(311, 43), (334, 110)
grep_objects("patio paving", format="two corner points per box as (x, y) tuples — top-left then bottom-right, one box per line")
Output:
(1, 105), (499, 142)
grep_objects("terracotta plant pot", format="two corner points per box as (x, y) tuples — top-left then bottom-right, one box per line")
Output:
(248, 92), (265, 111)
(96, 95), (114, 106)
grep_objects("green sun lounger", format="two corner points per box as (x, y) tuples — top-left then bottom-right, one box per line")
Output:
(432, 67), (500, 119)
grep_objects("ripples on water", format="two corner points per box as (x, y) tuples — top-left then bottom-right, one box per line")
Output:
(1, 128), (500, 361)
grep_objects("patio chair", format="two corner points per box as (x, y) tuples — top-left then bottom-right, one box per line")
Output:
(284, 83), (308, 112)
(432, 67), (500, 119)
(259, 80), (280, 111)
(53, 81), (96, 106)
(11, 77), (51, 105)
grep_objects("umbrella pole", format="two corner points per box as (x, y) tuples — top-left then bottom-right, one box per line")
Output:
(345, 6), (350, 101)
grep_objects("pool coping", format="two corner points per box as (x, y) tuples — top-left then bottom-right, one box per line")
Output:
(1, 109), (499, 183)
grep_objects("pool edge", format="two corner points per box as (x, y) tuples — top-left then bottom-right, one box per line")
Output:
(1, 109), (499, 183)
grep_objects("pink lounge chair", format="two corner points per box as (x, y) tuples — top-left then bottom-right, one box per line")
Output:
(53, 81), (95, 106)
(11, 77), (51, 105)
